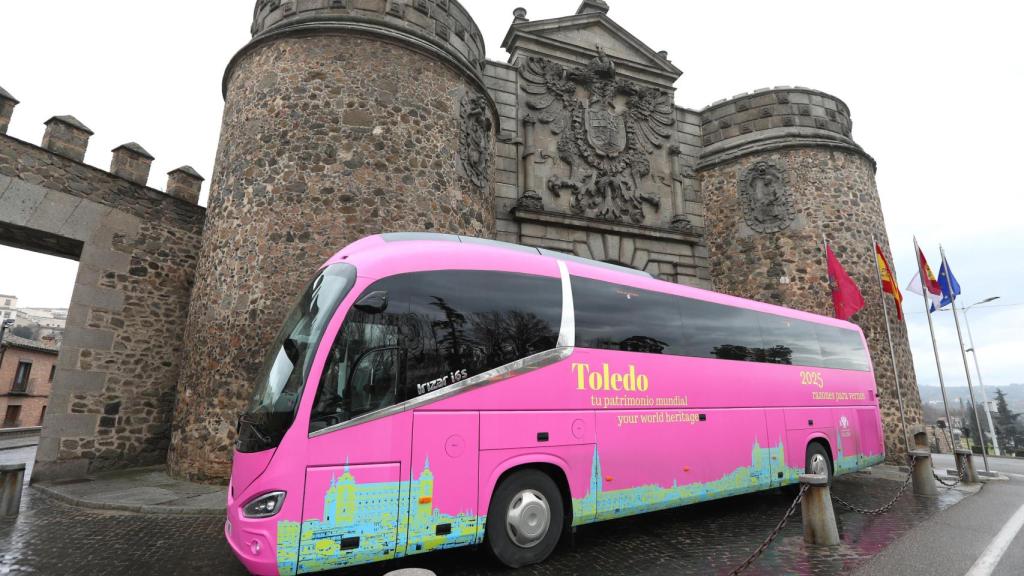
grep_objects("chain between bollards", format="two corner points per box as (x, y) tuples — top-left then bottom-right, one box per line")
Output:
(832, 455), (917, 516)
(934, 459), (965, 488)
(726, 483), (809, 576)
(831, 469), (913, 512)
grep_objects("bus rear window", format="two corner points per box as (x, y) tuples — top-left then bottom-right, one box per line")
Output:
(571, 275), (870, 371)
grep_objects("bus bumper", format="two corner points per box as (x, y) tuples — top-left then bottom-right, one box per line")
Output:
(226, 486), (283, 576)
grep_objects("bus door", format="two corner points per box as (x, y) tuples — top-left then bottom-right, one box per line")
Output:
(296, 461), (402, 573)
(406, 411), (480, 556)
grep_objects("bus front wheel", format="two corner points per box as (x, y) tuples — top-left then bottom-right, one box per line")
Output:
(486, 469), (564, 568)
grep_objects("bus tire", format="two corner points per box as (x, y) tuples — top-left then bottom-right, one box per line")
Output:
(486, 468), (564, 568)
(805, 442), (833, 485)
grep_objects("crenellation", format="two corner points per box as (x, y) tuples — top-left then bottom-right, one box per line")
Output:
(0, 85), (17, 135)
(41, 115), (93, 162)
(165, 166), (204, 205)
(110, 142), (155, 186)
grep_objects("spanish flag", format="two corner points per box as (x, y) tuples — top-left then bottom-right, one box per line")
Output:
(874, 242), (904, 320)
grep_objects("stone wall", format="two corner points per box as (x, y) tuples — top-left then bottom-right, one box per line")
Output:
(169, 14), (496, 480)
(0, 130), (204, 479)
(700, 143), (923, 462)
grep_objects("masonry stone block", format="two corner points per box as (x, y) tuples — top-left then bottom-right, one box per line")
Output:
(25, 190), (82, 234)
(58, 200), (113, 242)
(0, 178), (46, 226)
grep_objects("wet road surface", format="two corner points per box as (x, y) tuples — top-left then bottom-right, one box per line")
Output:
(0, 461), (966, 576)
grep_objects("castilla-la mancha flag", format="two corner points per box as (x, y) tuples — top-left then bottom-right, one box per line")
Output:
(874, 242), (904, 319)
(826, 245), (865, 320)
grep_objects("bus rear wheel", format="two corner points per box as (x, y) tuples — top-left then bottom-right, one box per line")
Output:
(486, 469), (564, 568)
(805, 442), (833, 485)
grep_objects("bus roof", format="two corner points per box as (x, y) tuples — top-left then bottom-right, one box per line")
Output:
(326, 232), (862, 334)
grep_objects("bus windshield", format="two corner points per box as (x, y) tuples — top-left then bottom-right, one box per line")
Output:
(236, 263), (357, 453)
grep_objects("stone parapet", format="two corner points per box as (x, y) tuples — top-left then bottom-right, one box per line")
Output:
(699, 88), (869, 170)
(240, 0), (488, 94)
(0, 135), (204, 232)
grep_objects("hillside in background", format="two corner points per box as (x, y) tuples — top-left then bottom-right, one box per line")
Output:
(918, 383), (1024, 415)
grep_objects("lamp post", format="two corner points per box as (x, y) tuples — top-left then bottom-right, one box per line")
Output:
(961, 296), (1001, 456)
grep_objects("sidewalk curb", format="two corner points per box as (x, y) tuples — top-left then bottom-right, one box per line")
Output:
(32, 483), (225, 516)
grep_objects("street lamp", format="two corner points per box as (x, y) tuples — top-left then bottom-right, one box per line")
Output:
(961, 296), (1001, 456)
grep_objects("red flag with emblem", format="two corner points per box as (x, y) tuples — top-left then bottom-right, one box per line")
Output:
(826, 244), (865, 320)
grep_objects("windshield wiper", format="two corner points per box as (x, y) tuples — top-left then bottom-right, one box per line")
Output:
(238, 413), (271, 445)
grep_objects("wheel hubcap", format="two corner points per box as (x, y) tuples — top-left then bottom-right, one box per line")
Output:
(810, 453), (829, 476)
(506, 489), (550, 548)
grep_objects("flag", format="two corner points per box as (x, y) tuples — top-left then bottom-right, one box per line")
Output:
(907, 245), (943, 312)
(874, 242), (904, 319)
(826, 244), (865, 320)
(937, 257), (961, 309)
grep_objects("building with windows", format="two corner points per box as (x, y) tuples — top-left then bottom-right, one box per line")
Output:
(14, 307), (68, 340)
(0, 334), (59, 428)
(0, 294), (17, 323)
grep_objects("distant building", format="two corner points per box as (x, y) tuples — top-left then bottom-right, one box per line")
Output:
(0, 334), (59, 428)
(15, 307), (68, 340)
(0, 294), (16, 322)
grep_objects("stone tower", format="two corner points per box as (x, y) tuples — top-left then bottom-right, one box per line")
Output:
(697, 88), (923, 461)
(168, 0), (497, 480)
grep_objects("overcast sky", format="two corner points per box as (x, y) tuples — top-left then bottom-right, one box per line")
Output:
(0, 0), (1021, 395)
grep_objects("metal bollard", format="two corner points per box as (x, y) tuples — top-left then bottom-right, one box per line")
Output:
(799, 473), (840, 546)
(0, 463), (26, 516)
(908, 450), (938, 496)
(954, 449), (979, 483)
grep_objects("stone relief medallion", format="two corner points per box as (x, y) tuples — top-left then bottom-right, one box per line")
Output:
(459, 93), (493, 191)
(738, 159), (795, 234)
(520, 48), (674, 224)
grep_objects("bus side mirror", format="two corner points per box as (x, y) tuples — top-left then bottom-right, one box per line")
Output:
(355, 291), (388, 314)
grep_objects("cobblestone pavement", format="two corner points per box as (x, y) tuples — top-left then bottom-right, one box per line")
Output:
(0, 463), (967, 576)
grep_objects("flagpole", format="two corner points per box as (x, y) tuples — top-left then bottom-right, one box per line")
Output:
(823, 234), (832, 316)
(940, 245), (991, 473)
(872, 236), (911, 455)
(915, 236), (957, 453)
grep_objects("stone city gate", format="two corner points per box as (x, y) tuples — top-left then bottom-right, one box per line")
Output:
(0, 92), (205, 479)
(2, 0), (924, 483)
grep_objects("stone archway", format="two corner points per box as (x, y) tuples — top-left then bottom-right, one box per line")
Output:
(0, 109), (204, 479)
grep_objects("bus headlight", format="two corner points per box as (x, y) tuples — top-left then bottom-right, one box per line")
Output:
(242, 491), (286, 518)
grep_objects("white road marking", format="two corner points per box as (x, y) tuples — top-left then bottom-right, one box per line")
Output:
(965, 502), (1024, 576)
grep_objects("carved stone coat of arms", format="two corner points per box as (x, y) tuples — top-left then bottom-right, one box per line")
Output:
(520, 49), (674, 224)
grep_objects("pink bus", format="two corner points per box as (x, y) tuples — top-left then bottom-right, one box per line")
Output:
(225, 233), (884, 575)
